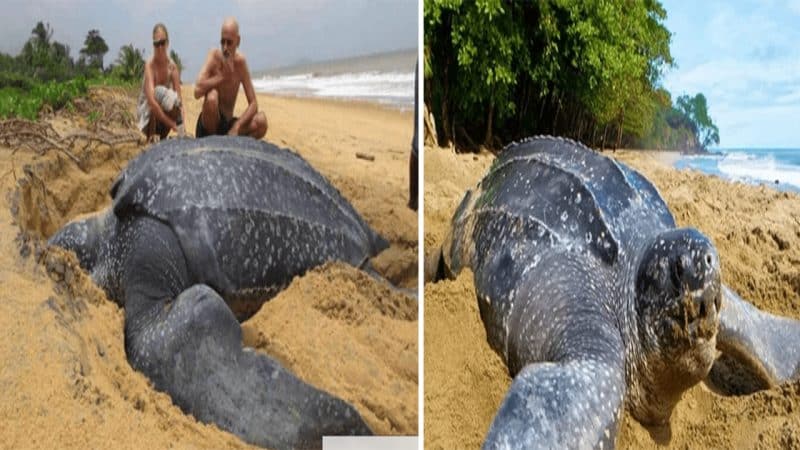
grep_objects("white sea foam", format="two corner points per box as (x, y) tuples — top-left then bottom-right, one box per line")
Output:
(717, 152), (800, 188)
(675, 149), (800, 191)
(252, 71), (414, 109)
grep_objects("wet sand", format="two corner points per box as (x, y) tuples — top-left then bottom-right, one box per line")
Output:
(0, 87), (417, 448)
(424, 145), (800, 449)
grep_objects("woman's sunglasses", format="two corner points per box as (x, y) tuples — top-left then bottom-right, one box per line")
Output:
(153, 39), (168, 48)
(220, 38), (235, 47)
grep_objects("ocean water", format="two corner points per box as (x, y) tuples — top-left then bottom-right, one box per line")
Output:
(252, 49), (416, 110)
(675, 148), (800, 192)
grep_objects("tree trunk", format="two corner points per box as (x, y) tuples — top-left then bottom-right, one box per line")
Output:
(441, 68), (452, 146)
(537, 91), (548, 131)
(484, 100), (494, 148)
(601, 124), (609, 150)
(568, 103), (577, 139)
(458, 125), (476, 149)
(517, 82), (529, 136)
(552, 93), (562, 135)
(615, 110), (625, 150)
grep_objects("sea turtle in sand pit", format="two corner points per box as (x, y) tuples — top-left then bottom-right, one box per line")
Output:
(49, 136), (389, 450)
(435, 136), (800, 449)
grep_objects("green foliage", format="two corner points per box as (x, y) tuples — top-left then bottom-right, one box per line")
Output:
(676, 93), (720, 148)
(19, 22), (75, 81)
(111, 44), (145, 82)
(0, 70), (34, 90)
(633, 90), (722, 151)
(0, 22), (140, 121)
(0, 88), (41, 120)
(0, 77), (87, 120)
(80, 29), (109, 70)
(425, 0), (529, 144)
(36, 77), (88, 109)
(425, 0), (683, 149)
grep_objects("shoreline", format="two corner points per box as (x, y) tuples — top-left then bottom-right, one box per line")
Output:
(182, 86), (413, 125)
(254, 91), (414, 112)
(257, 90), (414, 113)
(616, 147), (800, 193)
(252, 47), (416, 78)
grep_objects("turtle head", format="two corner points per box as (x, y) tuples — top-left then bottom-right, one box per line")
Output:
(48, 211), (111, 272)
(631, 228), (722, 424)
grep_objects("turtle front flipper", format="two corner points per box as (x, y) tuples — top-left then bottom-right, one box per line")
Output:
(484, 358), (625, 450)
(479, 255), (627, 450)
(713, 285), (800, 392)
(121, 217), (371, 450)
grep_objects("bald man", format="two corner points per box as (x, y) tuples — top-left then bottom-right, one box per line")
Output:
(194, 17), (267, 138)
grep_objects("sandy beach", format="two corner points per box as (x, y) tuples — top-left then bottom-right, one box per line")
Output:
(0, 86), (417, 447)
(424, 145), (800, 449)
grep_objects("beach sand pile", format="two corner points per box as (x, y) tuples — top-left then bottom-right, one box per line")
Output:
(424, 144), (800, 449)
(0, 86), (417, 447)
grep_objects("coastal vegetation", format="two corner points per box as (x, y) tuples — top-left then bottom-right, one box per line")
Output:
(424, 0), (719, 152)
(0, 22), (183, 120)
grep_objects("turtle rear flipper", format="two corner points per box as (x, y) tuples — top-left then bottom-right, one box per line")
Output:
(714, 285), (800, 392)
(122, 217), (371, 450)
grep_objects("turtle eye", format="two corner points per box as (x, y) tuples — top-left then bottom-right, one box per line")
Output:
(704, 252), (713, 268)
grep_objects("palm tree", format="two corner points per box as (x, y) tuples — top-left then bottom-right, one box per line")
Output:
(169, 49), (184, 74)
(114, 44), (145, 81)
(20, 22), (74, 80)
(31, 22), (53, 48)
(21, 22), (53, 67)
(80, 29), (109, 70)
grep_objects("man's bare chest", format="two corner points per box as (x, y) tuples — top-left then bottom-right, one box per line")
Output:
(216, 74), (242, 99)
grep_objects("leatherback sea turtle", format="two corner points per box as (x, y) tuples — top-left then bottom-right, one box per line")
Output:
(436, 136), (800, 449)
(49, 136), (388, 450)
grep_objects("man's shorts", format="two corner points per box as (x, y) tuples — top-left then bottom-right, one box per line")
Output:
(196, 111), (238, 137)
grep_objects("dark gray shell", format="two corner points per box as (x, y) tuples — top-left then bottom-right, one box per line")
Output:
(110, 136), (388, 314)
(443, 136), (682, 362)
(445, 136), (675, 276)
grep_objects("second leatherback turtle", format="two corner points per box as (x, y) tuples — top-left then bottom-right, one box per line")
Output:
(436, 136), (800, 449)
(49, 136), (389, 450)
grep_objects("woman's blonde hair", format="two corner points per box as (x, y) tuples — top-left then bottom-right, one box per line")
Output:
(152, 23), (169, 41)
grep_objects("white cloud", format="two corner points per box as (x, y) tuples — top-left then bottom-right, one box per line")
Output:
(706, 9), (786, 57)
(775, 87), (800, 105)
(663, 1), (800, 147)
(665, 58), (800, 101)
(714, 103), (800, 147)
(787, 0), (800, 15)
(110, 0), (178, 17)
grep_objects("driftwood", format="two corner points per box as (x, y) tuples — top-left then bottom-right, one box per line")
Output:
(0, 159), (16, 182)
(0, 106), (141, 174)
(0, 120), (84, 168)
(355, 152), (375, 162)
(424, 104), (438, 147)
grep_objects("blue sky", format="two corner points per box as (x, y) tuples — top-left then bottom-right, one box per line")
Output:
(660, 0), (800, 148)
(0, 0), (417, 79)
